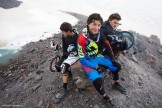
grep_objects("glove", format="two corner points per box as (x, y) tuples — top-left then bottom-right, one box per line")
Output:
(111, 59), (120, 65)
(115, 42), (121, 50)
(69, 51), (77, 57)
(67, 44), (76, 53)
(116, 41), (128, 51)
(113, 41), (127, 51)
(120, 41), (128, 51)
(96, 66), (106, 73)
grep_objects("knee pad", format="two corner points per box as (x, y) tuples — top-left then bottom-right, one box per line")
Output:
(93, 78), (105, 95)
(61, 63), (70, 75)
(55, 65), (61, 72)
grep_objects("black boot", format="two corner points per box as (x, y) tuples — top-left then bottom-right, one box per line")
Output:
(113, 82), (126, 94)
(103, 95), (115, 108)
(54, 87), (69, 104)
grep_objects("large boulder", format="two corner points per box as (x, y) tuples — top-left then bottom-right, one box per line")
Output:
(150, 35), (161, 45)
(158, 48), (162, 54)
(71, 60), (92, 90)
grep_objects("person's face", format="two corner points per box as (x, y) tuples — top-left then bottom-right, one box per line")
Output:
(88, 20), (101, 34)
(61, 31), (71, 37)
(109, 19), (120, 29)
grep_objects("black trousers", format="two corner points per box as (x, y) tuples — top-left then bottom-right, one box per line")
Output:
(111, 60), (121, 80)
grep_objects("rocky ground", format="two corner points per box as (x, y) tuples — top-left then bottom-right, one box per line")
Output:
(0, 12), (162, 108)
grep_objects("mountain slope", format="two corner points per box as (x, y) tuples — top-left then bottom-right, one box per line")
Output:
(0, 12), (162, 108)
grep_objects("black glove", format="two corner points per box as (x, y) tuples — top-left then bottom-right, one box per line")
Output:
(111, 59), (116, 63)
(96, 66), (106, 73)
(120, 41), (128, 51)
(113, 41), (128, 51)
(69, 51), (77, 57)
(67, 44), (76, 53)
(115, 42), (121, 50)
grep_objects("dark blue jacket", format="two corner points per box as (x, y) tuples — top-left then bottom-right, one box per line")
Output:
(101, 21), (117, 42)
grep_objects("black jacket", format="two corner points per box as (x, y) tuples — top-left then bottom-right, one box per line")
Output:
(101, 21), (128, 52)
(62, 30), (78, 59)
(100, 21), (116, 42)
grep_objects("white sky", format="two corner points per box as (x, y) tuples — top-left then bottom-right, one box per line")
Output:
(0, 0), (162, 49)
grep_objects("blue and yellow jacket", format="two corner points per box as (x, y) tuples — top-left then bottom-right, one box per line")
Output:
(77, 28), (114, 69)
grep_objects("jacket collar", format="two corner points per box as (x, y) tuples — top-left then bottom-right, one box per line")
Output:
(82, 27), (100, 42)
(102, 21), (113, 30)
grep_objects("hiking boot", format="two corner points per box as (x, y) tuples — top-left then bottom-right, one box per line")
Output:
(54, 88), (69, 104)
(103, 97), (115, 108)
(113, 82), (126, 94)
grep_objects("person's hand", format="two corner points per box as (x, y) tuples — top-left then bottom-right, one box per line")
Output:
(96, 66), (104, 73)
(115, 41), (128, 51)
(111, 59), (120, 65)
(67, 44), (76, 52)
(69, 51), (77, 57)
(50, 41), (55, 48)
(120, 41), (128, 51)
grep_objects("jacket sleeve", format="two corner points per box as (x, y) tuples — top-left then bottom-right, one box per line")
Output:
(74, 33), (79, 50)
(62, 36), (68, 58)
(77, 35), (98, 69)
(101, 26), (113, 42)
(100, 33), (114, 60)
(101, 27), (109, 36)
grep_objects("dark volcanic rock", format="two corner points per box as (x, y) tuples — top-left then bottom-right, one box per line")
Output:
(0, 0), (22, 9)
(158, 48), (162, 54)
(150, 35), (161, 45)
(0, 14), (162, 108)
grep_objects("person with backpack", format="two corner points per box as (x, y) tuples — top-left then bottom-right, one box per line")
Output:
(54, 22), (79, 104)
